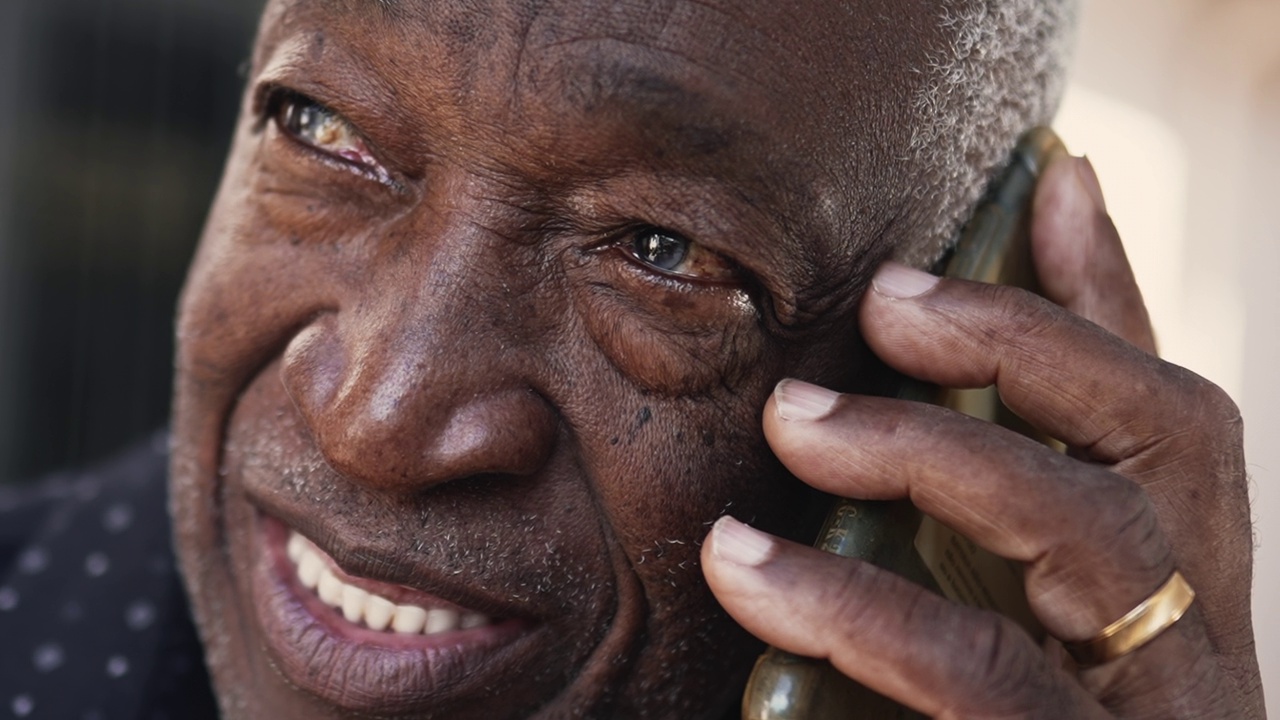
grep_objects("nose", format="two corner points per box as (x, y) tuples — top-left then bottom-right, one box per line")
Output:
(278, 222), (557, 493)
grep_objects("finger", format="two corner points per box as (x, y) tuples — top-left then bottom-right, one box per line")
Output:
(702, 517), (1108, 720)
(859, 268), (1259, 715)
(759, 384), (1242, 716)
(857, 262), (1238, 466)
(764, 380), (1172, 641)
(1031, 155), (1157, 354)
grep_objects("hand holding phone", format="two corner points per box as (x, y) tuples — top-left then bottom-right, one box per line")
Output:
(703, 130), (1260, 719)
(737, 127), (1068, 720)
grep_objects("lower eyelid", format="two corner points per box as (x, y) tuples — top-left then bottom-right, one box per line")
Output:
(268, 122), (401, 190)
(567, 284), (762, 394)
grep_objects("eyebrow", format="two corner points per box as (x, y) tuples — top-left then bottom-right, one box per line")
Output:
(570, 61), (738, 160)
(316, 0), (401, 20)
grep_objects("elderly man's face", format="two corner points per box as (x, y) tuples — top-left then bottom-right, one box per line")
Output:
(172, 0), (939, 716)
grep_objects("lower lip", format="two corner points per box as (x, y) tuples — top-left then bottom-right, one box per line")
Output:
(249, 513), (538, 714)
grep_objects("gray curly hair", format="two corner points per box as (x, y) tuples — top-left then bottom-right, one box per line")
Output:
(897, 0), (1077, 267)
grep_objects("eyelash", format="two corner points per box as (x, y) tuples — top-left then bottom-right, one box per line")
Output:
(617, 227), (741, 284)
(261, 88), (394, 185)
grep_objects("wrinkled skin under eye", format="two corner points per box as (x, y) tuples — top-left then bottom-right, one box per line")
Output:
(625, 228), (740, 283)
(271, 90), (382, 171)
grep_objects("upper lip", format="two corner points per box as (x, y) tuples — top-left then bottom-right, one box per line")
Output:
(254, 496), (544, 623)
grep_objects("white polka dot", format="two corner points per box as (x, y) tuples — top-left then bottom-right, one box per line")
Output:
(0, 586), (18, 611)
(106, 655), (130, 678)
(85, 552), (110, 577)
(18, 547), (49, 575)
(125, 600), (156, 631)
(11, 695), (33, 717)
(33, 642), (64, 672)
(103, 503), (134, 533)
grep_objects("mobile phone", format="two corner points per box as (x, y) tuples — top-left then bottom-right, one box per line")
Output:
(741, 127), (1069, 720)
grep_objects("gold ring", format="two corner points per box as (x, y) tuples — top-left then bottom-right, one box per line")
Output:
(1064, 571), (1196, 666)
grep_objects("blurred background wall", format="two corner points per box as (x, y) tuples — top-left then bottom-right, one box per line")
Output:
(0, 0), (262, 481)
(0, 0), (1276, 705)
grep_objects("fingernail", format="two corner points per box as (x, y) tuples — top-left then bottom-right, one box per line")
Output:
(1076, 156), (1108, 212)
(775, 379), (839, 422)
(710, 516), (775, 567)
(871, 262), (940, 299)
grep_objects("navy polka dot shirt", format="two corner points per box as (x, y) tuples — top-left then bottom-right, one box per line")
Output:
(0, 433), (218, 719)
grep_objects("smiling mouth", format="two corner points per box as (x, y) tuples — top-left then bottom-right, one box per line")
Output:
(287, 530), (495, 635)
(248, 514), (546, 714)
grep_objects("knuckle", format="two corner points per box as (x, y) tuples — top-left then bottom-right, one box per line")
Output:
(1043, 470), (1170, 587)
(825, 563), (941, 656)
(824, 559), (891, 643)
(981, 284), (1062, 341)
(1190, 374), (1243, 431)
(1143, 365), (1247, 491)
(1162, 363), (1243, 433)
(1095, 474), (1167, 560)
(951, 611), (1053, 715)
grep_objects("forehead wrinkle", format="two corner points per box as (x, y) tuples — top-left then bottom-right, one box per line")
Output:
(503, 0), (793, 148)
(315, 0), (402, 18)
(559, 51), (741, 160)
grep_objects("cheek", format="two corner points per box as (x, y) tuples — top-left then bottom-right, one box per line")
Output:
(180, 249), (320, 384)
(567, 393), (803, 714)
(554, 246), (798, 560)
(559, 359), (797, 590)
(177, 166), (385, 392)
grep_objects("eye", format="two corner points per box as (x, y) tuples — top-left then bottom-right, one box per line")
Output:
(269, 90), (383, 173)
(624, 228), (740, 283)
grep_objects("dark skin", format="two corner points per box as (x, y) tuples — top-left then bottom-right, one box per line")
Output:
(171, 0), (1262, 718)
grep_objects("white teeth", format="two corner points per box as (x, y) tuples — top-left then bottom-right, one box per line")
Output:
(288, 530), (493, 636)
(364, 595), (395, 632)
(341, 585), (369, 624)
(317, 569), (344, 606)
(298, 552), (324, 589)
(426, 608), (459, 634)
(287, 533), (306, 563)
(392, 605), (427, 634)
